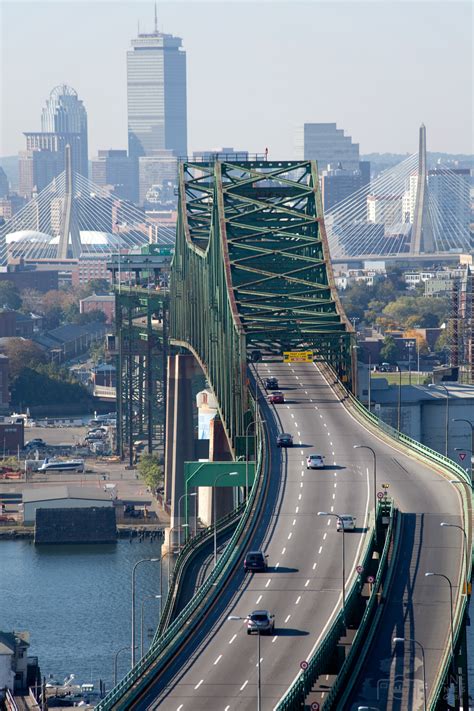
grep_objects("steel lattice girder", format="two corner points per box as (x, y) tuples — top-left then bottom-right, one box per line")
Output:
(170, 161), (354, 453)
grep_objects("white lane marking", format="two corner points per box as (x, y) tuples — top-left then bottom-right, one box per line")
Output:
(327, 432), (331, 436)
(291, 413), (294, 418)
(177, 706), (183, 711)
(287, 405), (290, 409)
(305, 579), (310, 587)
(214, 654), (222, 665)
(298, 493), (302, 500)
(312, 562), (317, 570)
(323, 532), (327, 540)
(334, 482), (337, 488)
(240, 680), (249, 691)
(295, 595), (301, 604)
(300, 482), (304, 488)
(300, 450), (304, 455)
(295, 422), (298, 427)
(305, 391), (308, 394)
(320, 414), (323, 418)
(195, 679), (204, 689)
(301, 471), (305, 477)
(229, 634), (237, 645)
(328, 517), (332, 524)
(324, 423), (327, 428)
(224, 707), (230, 711)
(301, 460), (304, 466)
(332, 451), (335, 456)
(330, 505), (334, 512)
(281, 547), (286, 555)
(288, 532), (293, 540)
(330, 441), (333, 446)
(295, 376), (299, 379)
(265, 579), (271, 588)
(272, 636), (278, 643)
(318, 546), (323, 554)
(275, 562), (280, 569)
(292, 518), (297, 526)
(295, 506), (299, 513)
(285, 614), (291, 623)
(332, 493), (336, 500)
(256, 657), (263, 667)
(256, 594), (262, 604)
(298, 431), (301, 437)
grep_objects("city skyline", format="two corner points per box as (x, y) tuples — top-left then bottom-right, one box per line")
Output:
(1, 0), (472, 160)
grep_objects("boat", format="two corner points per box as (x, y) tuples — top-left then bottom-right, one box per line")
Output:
(39, 458), (85, 473)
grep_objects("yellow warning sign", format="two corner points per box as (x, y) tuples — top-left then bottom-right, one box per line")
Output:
(283, 350), (314, 363)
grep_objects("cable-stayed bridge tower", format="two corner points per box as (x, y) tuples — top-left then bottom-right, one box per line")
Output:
(410, 123), (435, 255)
(57, 144), (82, 259)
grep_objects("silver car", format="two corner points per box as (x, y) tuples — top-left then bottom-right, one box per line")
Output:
(246, 610), (275, 635)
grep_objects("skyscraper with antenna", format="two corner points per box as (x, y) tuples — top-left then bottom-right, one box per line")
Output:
(127, 6), (187, 160)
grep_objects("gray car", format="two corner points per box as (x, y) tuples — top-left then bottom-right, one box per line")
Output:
(246, 610), (275, 635)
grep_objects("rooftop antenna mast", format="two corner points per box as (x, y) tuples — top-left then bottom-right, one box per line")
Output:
(154, 1), (158, 33)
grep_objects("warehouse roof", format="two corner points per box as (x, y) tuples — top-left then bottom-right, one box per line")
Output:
(22, 485), (113, 504)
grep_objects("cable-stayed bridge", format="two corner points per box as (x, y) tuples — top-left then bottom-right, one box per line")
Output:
(0, 147), (174, 265)
(326, 125), (471, 262)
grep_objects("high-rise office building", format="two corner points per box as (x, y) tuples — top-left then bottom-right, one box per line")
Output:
(296, 123), (360, 172)
(18, 85), (88, 197)
(320, 163), (370, 212)
(138, 151), (177, 204)
(41, 85), (88, 176)
(127, 16), (187, 160)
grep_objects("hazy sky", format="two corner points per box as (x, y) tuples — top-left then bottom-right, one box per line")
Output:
(1, 0), (472, 159)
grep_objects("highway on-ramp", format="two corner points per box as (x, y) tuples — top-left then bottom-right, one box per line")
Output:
(132, 361), (464, 711)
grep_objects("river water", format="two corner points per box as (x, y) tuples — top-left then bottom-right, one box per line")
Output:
(1, 539), (472, 698)
(1, 539), (164, 693)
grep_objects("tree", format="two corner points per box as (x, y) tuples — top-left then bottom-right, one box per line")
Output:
(75, 309), (107, 325)
(0, 281), (22, 310)
(379, 335), (398, 364)
(382, 295), (449, 329)
(138, 453), (164, 490)
(1, 338), (46, 378)
(20, 288), (42, 314)
(79, 279), (111, 297)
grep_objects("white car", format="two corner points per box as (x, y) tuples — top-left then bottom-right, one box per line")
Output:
(336, 515), (356, 531)
(306, 454), (325, 469)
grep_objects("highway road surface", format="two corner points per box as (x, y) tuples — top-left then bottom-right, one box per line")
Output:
(130, 360), (464, 710)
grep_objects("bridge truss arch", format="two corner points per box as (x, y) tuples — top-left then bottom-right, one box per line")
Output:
(170, 160), (355, 453)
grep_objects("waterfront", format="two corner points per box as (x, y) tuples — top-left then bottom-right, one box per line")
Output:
(1, 539), (164, 692)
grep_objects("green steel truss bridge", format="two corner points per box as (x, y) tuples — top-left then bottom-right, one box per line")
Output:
(97, 160), (471, 711)
(171, 159), (355, 451)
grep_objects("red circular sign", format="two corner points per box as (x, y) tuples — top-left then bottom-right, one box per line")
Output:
(300, 660), (308, 670)
(377, 491), (384, 500)
(311, 704), (320, 711)
(367, 575), (375, 583)
(356, 565), (364, 574)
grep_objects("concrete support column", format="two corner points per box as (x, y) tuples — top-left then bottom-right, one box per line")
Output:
(164, 354), (196, 552)
(209, 417), (234, 523)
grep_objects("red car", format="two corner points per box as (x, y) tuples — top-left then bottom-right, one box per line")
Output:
(269, 390), (285, 404)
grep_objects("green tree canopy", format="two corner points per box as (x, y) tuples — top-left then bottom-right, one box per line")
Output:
(380, 335), (398, 364)
(0, 281), (22, 310)
(138, 453), (164, 490)
(382, 295), (449, 329)
(1, 338), (46, 379)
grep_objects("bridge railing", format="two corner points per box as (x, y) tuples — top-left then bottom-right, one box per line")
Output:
(321, 364), (472, 709)
(95, 416), (267, 710)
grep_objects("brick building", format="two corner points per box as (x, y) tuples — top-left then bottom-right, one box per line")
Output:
(80, 294), (115, 323)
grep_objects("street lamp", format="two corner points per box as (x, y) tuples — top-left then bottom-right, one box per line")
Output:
(140, 595), (161, 658)
(228, 615), (262, 710)
(353, 445), (377, 526)
(318, 511), (348, 625)
(454, 447), (473, 483)
(425, 572), (455, 669)
(393, 637), (427, 711)
(428, 383), (450, 457)
(440, 522), (469, 588)
(214, 471), (238, 566)
(178, 492), (197, 545)
(113, 645), (136, 686)
(131, 558), (160, 667)
(406, 340), (415, 385)
(245, 419), (266, 499)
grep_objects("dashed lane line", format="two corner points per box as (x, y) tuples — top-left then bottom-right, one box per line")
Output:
(229, 634), (237, 645)
(194, 680), (204, 690)
(256, 595), (262, 604)
(295, 596), (301, 605)
(285, 614), (291, 623)
(214, 655), (222, 665)
(240, 680), (249, 691)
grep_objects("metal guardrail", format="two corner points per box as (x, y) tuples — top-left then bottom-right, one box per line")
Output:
(275, 503), (391, 711)
(323, 505), (400, 709)
(95, 420), (266, 710)
(156, 502), (245, 635)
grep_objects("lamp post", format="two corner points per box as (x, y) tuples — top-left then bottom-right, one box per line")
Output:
(440, 522), (469, 589)
(178, 492), (197, 545)
(114, 645), (136, 686)
(425, 572), (455, 668)
(228, 615), (262, 710)
(245, 419), (265, 499)
(406, 340), (415, 385)
(318, 511), (347, 625)
(353, 445), (377, 527)
(453, 417), (474, 479)
(368, 352), (372, 413)
(159, 550), (171, 602)
(140, 595), (161, 658)
(214, 471), (238, 566)
(454, 448), (473, 482)
(131, 558), (159, 667)
(428, 383), (450, 457)
(397, 365), (402, 432)
(393, 637), (427, 711)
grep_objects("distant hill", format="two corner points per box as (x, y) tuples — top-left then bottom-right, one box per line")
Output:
(362, 152), (473, 174)
(0, 156), (19, 192)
